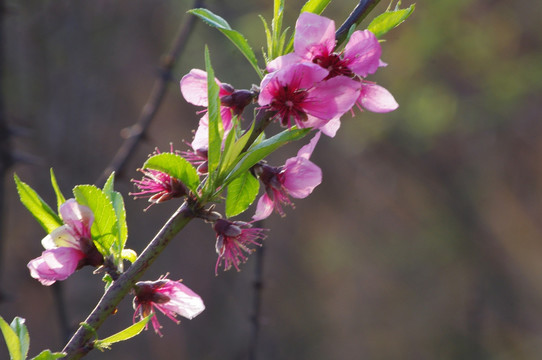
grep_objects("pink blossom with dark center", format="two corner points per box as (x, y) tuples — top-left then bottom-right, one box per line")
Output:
(133, 275), (205, 336)
(130, 169), (188, 210)
(253, 132), (322, 221)
(27, 199), (103, 285)
(266, 12), (398, 137)
(258, 62), (360, 131)
(213, 219), (267, 275)
(130, 147), (189, 209)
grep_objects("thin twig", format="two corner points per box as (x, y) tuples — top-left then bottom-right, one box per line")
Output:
(248, 232), (265, 360)
(245, 3), (383, 358)
(95, 0), (206, 187)
(62, 201), (196, 359)
(0, 0), (13, 303)
(335, 0), (381, 47)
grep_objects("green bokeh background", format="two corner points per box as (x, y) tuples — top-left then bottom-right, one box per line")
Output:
(2, 0), (542, 359)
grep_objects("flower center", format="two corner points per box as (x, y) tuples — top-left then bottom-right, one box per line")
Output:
(313, 53), (353, 79)
(270, 85), (309, 127)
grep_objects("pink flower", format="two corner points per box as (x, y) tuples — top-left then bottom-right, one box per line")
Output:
(213, 219), (267, 274)
(133, 275), (205, 336)
(180, 69), (254, 133)
(266, 13), (398, 137)
(130, 147), (189, 209)
(131, 169), (188, 209)
(253, 132), (322, 221)
(258, 62), (360, 131)
(269, 12), (383, 79)
(27, 199), (103, 285)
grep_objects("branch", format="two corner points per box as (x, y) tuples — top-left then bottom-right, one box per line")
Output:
(95, 0), (206, 187)
(248, 235), (265, 360)
(335, 0), (381, 46)
(62, 201), (196, 359)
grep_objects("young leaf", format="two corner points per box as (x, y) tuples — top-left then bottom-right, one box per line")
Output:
(189, 9), (263, 78)
(73, 185), (118, 256)
(49, 168), (66, 213)
(31, 350), (66, 360)
(204, 46), (222, 185)
(102, 173), (128, 255)
(121, 249), (138, 264)
(300, 0), (332, 14)
(10, 317), (29, 360)
(0, 316), (23, 360)
(224, 127), (310, 185)
(14, 174), (62, 234)
(368, 3), (415, 38)
(271, 0), (285, 58)
(142, 153), (200, 193)
(218, 121), (254, 177)
(94, 315), (153, 351)
(226, 171), (260, 218)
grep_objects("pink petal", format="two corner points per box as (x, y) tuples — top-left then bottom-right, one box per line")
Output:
(180, 69), (211, 106)
(252, 194), (274, 221)
(302, 76), (360, 120)
(319, 116), (341, 137)
(28, 247), (85, 286)
(294, 12), (336, 60)
(359, 83), (398, 113)
(297, 131), (321, 160)
(59, 199), (93, 239)
(191, 117), (209, 151)
(266, 53), (304, 73)
(282, 157), (322, 199)
(343, 30), (382, 77)
(161, 282), (206, 320)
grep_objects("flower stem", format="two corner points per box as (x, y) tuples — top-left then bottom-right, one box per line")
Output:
(61, 202), (196, 359)
(335, 0), (381, 46)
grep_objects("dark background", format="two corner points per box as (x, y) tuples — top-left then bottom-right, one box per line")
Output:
(2, 0), (542, 359)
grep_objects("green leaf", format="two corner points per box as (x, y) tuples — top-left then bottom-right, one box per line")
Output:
(271, 0), (285, 58)
(73, 185), (118, 256)
(10, 317), (29, 360)
(0, 316), (22, 360)
(94, 315), (153, 351)
(121, 249), (138, 264)
(218, 121), (254, 177)
(300, 0), (332, 14)
(49, 169), (66, 213)
(284, 0), (332, 53)
(102, 173), (128, 256)
(368, 3), (415, 38)
(226, 171), (260, 217)
(189, 9), (263, 78)
(14, 174), (62, 234)
(31, 350), (66, 360)
(204, 46), (222, 187)
(142, 152), (200, 193)
(224, 127), (310, 185)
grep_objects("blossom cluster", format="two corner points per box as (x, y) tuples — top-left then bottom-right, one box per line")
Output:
(22, 11), (400, 339)
(131, 12), (399, 276)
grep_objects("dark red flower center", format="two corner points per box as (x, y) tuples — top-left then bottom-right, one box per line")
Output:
(270, 85), (309, 127)
(313, 53), (353, 79)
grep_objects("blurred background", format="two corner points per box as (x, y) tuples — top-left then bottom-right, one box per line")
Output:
(2, 0), (542, 359)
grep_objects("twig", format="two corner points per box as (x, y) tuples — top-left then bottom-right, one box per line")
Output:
(245, 2), (384, 357)
(335, 0), (381, 47)
(95, 0), (206, 187)
(0, 0), (13, 303)
(62, 201), (196, 359)
(248, 233), (265, 360)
